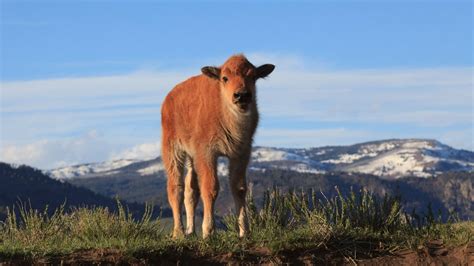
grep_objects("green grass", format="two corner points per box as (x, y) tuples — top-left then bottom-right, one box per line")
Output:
(0, 188), (472, 262)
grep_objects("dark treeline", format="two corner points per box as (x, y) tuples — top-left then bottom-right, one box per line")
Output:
(1, 161), (471, 221)
(0, 163), (170, 220)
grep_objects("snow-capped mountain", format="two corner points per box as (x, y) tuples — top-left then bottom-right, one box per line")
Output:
(46, 159), (139, 180)
(46, 147), (324, 180)
(300, 139), (474, 178)
(47, 139), (474, 180)
(340, 141), (472, 178)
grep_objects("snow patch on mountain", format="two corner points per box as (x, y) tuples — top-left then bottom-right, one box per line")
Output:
(360, 142), (397, 153)
(315, 150), (327, 155)
(289, 163), (324, 174)
(348, 151), (439, 178)
(47, 159), (137, 180)
(321, 142), (396, 164)
(252, 147), (304, 162)
(343, 140), (464, 178)
(251, 147), (324, 173)
(137, 163), (165, 176)
(323, 153), (372, 164)
(217, 162), (229, 176)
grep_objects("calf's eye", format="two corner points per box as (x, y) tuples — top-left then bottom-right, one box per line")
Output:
(222, 76), (228, 83)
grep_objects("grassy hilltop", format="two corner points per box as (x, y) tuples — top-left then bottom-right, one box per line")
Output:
(0, 188), (472, 264)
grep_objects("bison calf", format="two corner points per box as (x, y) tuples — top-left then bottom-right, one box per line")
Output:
(161, 54), (275, 238)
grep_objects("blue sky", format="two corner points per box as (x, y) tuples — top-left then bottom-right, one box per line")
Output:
(1, 1), (472, 169)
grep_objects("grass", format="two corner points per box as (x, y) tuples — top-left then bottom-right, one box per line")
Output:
(0, 188), (472, 262)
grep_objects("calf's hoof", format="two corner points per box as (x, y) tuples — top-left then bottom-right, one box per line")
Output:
(172, 228), (185, 239)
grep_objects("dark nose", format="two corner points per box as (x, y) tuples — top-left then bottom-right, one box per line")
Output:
(233, 91), (252, 102)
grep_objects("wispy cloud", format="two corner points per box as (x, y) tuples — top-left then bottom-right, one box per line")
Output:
(109, 141), (161, 161)
(0, 130), (162, 169)
(1, 130), (113, 169)
(1, 54), (472, 168)
(255, 128), (374, 148)
(251, 59), (472, 126)
(1, 70), (188, 150)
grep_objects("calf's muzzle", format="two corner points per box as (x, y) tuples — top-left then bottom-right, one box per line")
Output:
(233, 91), (252, 103)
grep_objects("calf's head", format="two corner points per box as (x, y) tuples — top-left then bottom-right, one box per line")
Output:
(202, 55), (275, 112)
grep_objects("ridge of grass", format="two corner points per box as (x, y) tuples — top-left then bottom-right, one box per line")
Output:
(0, 188), (472, 262)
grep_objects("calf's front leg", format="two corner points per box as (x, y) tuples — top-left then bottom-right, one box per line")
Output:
(229, 157), (249, 238)
(196, 158), (219, 238)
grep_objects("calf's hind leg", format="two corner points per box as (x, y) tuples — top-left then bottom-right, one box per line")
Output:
(163, 144), (186, 238)
(184, 160), (199, 235)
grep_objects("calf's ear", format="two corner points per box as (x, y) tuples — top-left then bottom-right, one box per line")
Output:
(256, 64), (275, 79)
(201, 66), (221, 79)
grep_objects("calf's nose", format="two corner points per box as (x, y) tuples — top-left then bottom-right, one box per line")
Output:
(233, 91), (252, 102)
(233, 92), (242, 101)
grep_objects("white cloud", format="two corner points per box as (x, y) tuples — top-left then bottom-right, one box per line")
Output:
(245, 53), (472, 126)
(3, 56), (471, 129)
(109, 141), (161, 161)
(256, 65), (473, 126)
(255, 128), (374, 148)
(0, 130), (113, 169)
(1, 69), (183, 154)
(1, 70), (190, 113)
(0, 130), (162, 169)
(1, 53), (472, 168)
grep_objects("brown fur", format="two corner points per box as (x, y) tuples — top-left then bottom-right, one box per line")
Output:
(161, 54), (275, 238)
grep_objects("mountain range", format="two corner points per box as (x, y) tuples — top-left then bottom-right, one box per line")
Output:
(48, 139), (473, 180)
(43, 139), (473, 220)
(0, 162), (167, 221)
